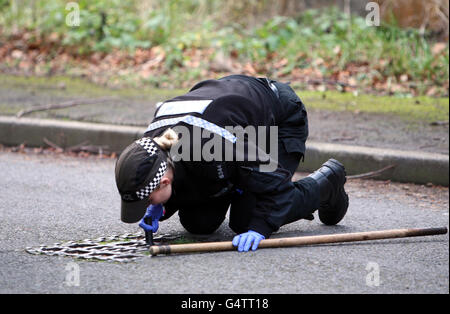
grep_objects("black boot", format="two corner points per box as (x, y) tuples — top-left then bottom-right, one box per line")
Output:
(308, 159), (349, 225)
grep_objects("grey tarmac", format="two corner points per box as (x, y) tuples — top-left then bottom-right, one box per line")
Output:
(0, 150), (448, 294)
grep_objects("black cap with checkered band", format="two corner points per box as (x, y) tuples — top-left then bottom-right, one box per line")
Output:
(115, 137), (169, 223)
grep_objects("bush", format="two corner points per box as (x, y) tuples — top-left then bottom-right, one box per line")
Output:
(0, 0), (448, 93)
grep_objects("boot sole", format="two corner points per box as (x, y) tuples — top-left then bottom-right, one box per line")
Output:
(319, 187), (349, 225)
(318, 159), (349, 225)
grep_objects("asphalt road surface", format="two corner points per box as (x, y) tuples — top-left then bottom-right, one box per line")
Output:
(0, 150), (448, 294)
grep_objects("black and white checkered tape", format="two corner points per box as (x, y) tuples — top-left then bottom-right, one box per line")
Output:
(135, 137), (167, 200)
(136, 137), (158, 155)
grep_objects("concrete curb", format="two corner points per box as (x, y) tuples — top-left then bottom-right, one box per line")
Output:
(303, 142), (448, 186)
(0, 116), (143, 153)
(1, 116), (448, 186)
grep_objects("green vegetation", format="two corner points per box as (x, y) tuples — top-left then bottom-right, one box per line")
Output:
(0, 1), (448, 96)
(300, 91), (449, 122)
(0, 73), (186, 98)
(0, 73), (447, 123)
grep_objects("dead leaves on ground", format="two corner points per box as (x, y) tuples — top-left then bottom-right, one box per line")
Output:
(0, 31), (448, 96)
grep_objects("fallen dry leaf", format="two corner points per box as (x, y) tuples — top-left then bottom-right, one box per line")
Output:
(432, 42), (448, 55)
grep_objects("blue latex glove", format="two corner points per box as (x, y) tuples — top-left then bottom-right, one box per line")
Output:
(138, 204), (164, 233)
(232, 230), (265, 252)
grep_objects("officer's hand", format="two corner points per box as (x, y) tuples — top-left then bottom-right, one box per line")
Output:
(232, 230), (265, 252)
(138, 204), (164, 233)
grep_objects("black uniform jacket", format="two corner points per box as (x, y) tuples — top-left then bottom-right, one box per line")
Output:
(144, 75), (298, 238)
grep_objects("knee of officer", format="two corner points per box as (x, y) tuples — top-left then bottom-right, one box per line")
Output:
(178, 210), (225, 235)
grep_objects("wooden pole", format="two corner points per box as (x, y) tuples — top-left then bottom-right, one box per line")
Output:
(149, 227), (448, 256)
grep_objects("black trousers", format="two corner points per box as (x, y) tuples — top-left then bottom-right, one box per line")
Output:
(178, 81), (320, 235)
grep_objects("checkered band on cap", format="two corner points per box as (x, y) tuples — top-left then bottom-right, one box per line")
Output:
(134, 137), (168, 200)
(135, 137), (158, 156)
(135, 161), (167, 200)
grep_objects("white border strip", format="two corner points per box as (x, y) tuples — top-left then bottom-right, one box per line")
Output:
(146, 115), (237, 143)
(156, 100), (213, 118)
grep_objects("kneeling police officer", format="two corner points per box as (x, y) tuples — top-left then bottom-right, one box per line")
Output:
(115, 75), (349, 252)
